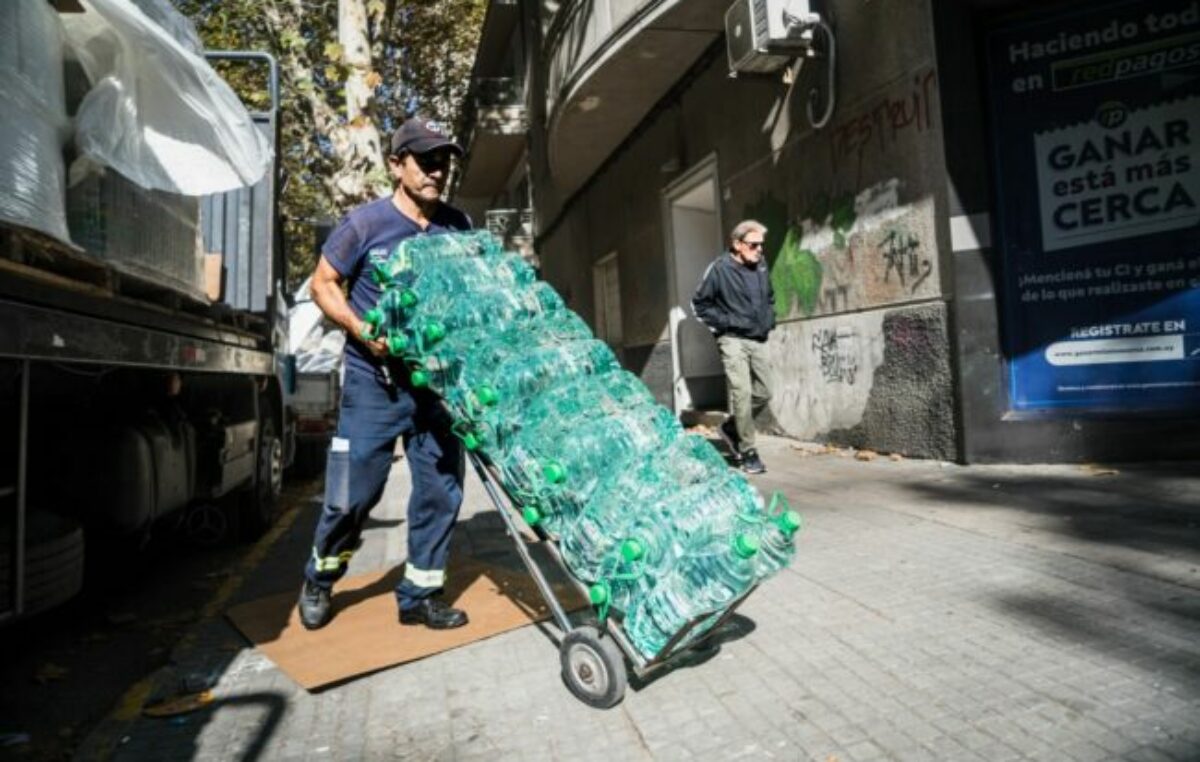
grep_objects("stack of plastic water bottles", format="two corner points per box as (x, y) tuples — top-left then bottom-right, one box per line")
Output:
(362, 231), (802, 659)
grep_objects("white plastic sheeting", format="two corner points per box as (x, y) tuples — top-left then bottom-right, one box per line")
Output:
(290, 278), (345, 373)
(0, 1), (71, 243)
(62, 0), (272, 196)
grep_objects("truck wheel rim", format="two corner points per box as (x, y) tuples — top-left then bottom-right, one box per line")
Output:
(267, 438), (284, 497)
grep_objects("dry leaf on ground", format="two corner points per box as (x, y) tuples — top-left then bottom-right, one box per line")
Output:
(143, 691), (214, 718)
(855, 450), (878, 461)
(34, 663), (69, 684)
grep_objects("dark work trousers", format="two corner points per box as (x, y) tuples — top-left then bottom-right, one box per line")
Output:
(304, 367), (464, 611)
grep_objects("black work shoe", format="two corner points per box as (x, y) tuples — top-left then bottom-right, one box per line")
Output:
(399, 598), (468, 629)
(718, 419), (742, 462)
(298, 581), (333, 630)
(741, 449), (766, 475)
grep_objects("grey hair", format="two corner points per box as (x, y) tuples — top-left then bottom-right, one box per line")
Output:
(729, 219), (767, 248)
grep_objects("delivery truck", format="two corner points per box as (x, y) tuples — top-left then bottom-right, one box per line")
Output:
(0, 1), (296, 623)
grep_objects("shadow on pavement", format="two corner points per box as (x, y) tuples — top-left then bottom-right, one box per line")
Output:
(901, 464), (1200, 556)
(900, 463), (1200, 706)
(627, 613), (758, 692)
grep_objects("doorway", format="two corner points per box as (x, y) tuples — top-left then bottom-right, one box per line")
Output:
(662, 155), (725, 416)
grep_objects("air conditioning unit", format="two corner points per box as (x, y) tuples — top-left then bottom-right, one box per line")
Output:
(726, 0), (821, 75)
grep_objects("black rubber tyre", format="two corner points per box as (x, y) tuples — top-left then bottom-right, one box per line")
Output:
(238, 415), (283, 540)
(0, 511), (85, 618)
(560, 625), (627, 709)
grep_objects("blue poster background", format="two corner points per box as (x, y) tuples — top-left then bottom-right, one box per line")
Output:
(986, 0), (1200, 412)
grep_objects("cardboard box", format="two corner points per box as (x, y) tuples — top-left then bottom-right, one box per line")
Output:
(204, 252), (223, 302)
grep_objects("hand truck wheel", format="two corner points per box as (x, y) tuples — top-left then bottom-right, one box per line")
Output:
(560, 625), (627, 708)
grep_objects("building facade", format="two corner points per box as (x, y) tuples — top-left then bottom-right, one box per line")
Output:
(455, 0), (1200, 463)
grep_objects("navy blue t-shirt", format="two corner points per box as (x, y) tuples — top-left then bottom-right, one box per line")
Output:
(322, 196), (471, 377)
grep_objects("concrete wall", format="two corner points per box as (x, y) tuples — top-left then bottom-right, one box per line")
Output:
(533, 0), (959, 460)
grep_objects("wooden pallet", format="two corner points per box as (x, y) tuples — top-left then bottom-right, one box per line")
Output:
(0, 222), (113, 291)
(106, 260), (211, 313)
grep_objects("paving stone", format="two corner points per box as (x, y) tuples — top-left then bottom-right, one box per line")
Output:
(76, 438), (1200, 762)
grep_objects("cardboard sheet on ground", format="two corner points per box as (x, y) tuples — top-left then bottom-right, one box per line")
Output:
(227, 556), (586, 691)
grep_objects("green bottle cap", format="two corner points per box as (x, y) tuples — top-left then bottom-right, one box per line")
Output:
(423, 321), (446, 343)
(363, 307), (383, 326)
(410, 369), (430, 388)
(463, 431), (481, 451)
(588, 583), (609, 606)
(620, 539), (645, 563)
(399, 289), (418, 308)
(542, 460), (566, 484)
(777, 510), (802, 536)
(733, 533), (760, 558)
(387, 332), (409, 355)
(475, 385), (499, 407)
(522, 505), (542, 526)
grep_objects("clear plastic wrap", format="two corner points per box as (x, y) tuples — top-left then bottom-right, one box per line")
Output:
(0, 1), (71, 244)
(62, 0), (272, 196)
(290, 278), (346, 373)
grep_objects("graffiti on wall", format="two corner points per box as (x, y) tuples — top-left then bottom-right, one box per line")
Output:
(811, 326), (859, 385)
(831, 68), (939, 183)
(880, 228), (932, 293)
(738, 64), (942, 323)
(762, 178), (936, 320)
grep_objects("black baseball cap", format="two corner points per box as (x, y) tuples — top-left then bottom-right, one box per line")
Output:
(390, 116), (463, 156)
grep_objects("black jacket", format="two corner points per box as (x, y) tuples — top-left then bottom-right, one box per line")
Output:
(691, 253), (776, 342)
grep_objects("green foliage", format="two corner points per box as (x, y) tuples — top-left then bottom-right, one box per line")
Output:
(171, 0), (486, 291)
(770, 228), (822, 320)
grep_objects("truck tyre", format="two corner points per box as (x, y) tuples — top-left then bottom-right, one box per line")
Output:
(238, 415), (283, 540)
(0, 511), (85, 619)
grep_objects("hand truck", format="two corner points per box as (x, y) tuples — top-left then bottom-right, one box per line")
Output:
(466, 450), (756, 709)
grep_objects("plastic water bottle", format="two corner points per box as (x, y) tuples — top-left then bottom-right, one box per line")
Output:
(755, 505), (802, 580)
(525, 407), (679, 533)
(399, 282), (561, 336)
(494, 402), (678, 533)
(623, 533), (760, 659)
(556, 433), (729, 570)
(460, 339), (620, 421)
(587, 534), (673, 617)
(400, 230), (504, 268)
(417, 252), (536, 294)
(663, 469), (765, 543)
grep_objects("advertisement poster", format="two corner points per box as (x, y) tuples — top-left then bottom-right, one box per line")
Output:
(986, 0), (1200, 412)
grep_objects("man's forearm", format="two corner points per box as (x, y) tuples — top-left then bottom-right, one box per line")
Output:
(313, 279), (365, 339)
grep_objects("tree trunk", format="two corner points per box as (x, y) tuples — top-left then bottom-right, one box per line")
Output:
(336, 0), (388, 204)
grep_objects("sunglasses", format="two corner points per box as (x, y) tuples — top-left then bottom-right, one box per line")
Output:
(741, 239), (765, 249)
(406, 152), (452, 173)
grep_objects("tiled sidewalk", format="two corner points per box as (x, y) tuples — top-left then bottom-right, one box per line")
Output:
(78, 438), (1200, 761)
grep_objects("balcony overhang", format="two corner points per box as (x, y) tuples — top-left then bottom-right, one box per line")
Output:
(457, 105), (528, 198)
(473, 0), (519, 77)
(546, 0), (727, 199)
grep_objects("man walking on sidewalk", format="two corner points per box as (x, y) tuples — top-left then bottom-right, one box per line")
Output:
(296, 116), (472, 631)
(692, 219), (776, 474)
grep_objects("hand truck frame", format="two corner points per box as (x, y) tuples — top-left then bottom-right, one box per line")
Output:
(466, 450), (756, 708)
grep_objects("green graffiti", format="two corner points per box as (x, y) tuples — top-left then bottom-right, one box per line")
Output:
(770, 227), (822, 319)
(830, 193), (857, 249)
(741, 192), (788, 267)
(802, 192), (857, 249)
